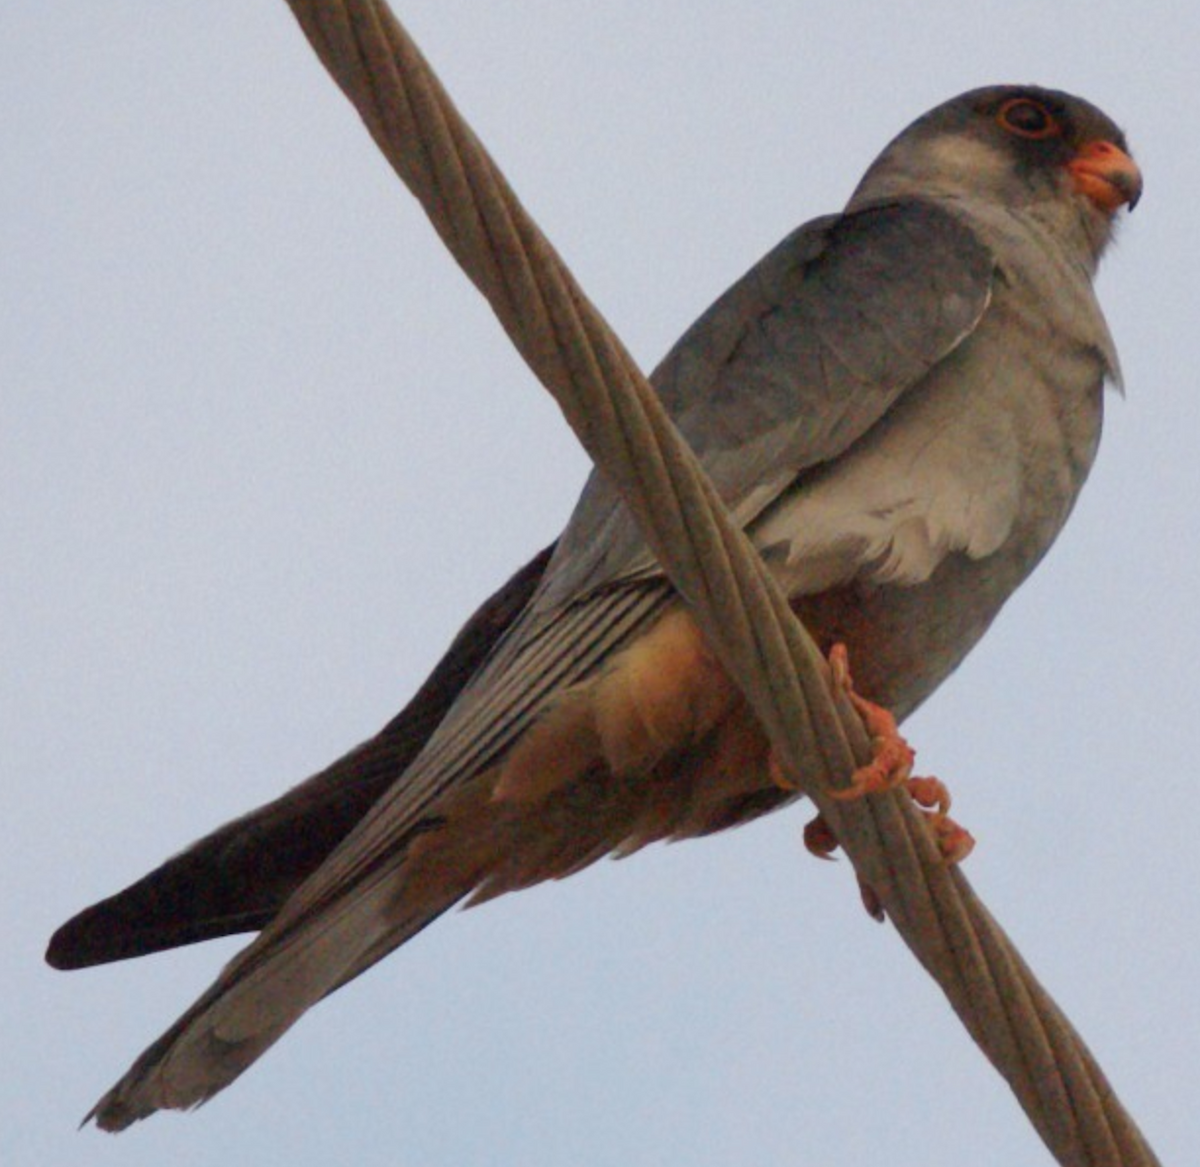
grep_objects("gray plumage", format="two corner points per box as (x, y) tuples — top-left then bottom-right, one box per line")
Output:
(47, 85), (1139, 1129)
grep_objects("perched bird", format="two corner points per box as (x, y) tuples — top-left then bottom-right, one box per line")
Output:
(47, 84), (1140, 1129)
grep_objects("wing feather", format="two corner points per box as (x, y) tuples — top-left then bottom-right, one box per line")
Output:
(84, 197), (1000, 1127)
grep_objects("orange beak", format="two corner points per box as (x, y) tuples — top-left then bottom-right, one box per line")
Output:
(1067, 139), (1143, 213)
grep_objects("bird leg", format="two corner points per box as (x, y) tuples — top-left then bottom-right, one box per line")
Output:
(826, 643), (914, 800)
(800, 644), (975, 870)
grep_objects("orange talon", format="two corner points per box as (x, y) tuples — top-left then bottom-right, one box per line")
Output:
(906, 775), (974, 864)
(803, 812), (840, 860)
(906, 775), (951, 818)
(827, 643), (915, 802)
(929, 814), (976, 865)
(817, 644), (974, 870)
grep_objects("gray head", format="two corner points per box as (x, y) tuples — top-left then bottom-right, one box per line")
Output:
(849, 85), (1141, 261)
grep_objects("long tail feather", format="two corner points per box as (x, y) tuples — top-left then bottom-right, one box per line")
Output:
(47, 544), (552, 970)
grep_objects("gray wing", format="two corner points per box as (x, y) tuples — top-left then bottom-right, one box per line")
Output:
(85, 198), (999, 1127)
(338, 198), (998, 853)
(46, 545), (554, 969)
(343, 197), (998, 879)
(539, 199), (996, 606)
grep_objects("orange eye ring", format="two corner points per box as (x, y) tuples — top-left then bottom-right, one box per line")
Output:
(997, 97), (1061, 140)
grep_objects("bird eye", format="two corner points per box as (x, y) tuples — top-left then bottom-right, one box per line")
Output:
(997, 97), (1060, 140)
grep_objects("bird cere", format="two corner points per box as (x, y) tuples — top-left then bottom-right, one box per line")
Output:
(48, 85), (1140, 1129)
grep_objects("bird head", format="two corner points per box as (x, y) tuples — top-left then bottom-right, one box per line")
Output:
(848, 86), (1141, 263)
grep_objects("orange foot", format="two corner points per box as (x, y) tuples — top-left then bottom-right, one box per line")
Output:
(802, 788), (975, 868)
(766, 644), (912, 798)
(827, 643), (914, 800)
(908, 776), (975, 865)
(802, 813), (840, 860)
(801, 643), (975, 873)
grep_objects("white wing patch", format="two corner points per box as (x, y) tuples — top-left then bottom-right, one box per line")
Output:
(753, 355), (1024, 594)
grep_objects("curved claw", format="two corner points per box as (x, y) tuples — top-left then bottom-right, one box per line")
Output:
(803, 813), (840, 861)
(906, 775), (951, 817)
(827, 643), (915, 801)
(929, 814), (976, 865)
(809, 645), (974, 906)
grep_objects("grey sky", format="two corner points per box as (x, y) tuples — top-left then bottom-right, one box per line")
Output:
(5, 4), (1196, 1165)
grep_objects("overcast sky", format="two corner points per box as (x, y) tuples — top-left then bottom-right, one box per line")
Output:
(5, 4), (1197, 1165)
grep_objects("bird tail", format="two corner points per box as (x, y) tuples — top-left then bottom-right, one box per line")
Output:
(86, 853), (459, 1130)
(46, 545), (554, 972)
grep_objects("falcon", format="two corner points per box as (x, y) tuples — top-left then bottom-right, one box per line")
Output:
(47, 85), (1141, 1129)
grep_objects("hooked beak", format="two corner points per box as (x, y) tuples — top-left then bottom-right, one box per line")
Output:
(1067, 139), (1143, 213)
